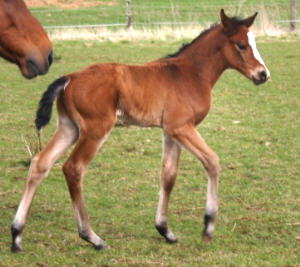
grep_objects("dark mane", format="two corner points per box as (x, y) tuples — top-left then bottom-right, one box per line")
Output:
(165, 23), (219, 58)
(166, 16), (248, 59)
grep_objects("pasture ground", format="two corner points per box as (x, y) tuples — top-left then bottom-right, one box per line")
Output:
(0, 36), (299, 266)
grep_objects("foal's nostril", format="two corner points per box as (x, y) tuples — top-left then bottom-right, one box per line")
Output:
(48, 50), (53, 67)
(259, 71), (267, 82)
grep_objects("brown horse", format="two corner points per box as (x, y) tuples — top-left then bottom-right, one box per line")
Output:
(11, 10), (270, 251)
(0, 0), (53, 78)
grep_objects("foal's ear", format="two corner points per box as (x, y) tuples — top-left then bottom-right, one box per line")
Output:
(220, 9), (232, 29)
(243, 12), (258, 28)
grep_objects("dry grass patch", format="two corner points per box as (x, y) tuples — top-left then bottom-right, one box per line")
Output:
(48, 24), (298, 42)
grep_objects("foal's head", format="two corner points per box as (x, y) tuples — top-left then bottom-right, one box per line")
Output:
(0, 0), (53, 79)
(220, 9), (270, 85)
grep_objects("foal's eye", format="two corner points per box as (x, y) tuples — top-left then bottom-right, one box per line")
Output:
(237, 42), (247, 51)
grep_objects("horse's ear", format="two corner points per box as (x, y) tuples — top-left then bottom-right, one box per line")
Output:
(243, 12), (258, 27)
(220, 9), (232, 29)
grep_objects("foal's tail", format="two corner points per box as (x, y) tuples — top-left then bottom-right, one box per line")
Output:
(35, 76), (70, 131)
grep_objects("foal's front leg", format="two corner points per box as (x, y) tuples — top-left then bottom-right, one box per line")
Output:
(155, 134), (181, 243)
(171, 125), (221, 242)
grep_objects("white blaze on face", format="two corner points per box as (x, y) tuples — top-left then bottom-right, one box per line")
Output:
(247, 31), (270, 78)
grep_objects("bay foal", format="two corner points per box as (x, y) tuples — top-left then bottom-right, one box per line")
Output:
(11, 10), (270, 251)
(0, 0), (53, 78)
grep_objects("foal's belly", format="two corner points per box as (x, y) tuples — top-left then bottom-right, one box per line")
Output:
(116, 108), (162, 127)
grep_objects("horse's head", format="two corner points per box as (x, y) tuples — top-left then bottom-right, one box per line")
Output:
(220, 9), (270, 85)
(0, 0), (53, 79)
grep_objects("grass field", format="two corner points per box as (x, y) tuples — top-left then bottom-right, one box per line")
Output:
(0, 33), (299, 266)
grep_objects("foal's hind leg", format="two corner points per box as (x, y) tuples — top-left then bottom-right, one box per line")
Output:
(62, 121), (115, 250)
(169, 125), (220, 242)
(11, 115), (78, 252)
(155, 134), (181, 243)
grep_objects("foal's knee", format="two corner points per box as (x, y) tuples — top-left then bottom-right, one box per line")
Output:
(27, 155), (50, 186)
(30, 155), (46, 173)
(62, 160), (83, 186)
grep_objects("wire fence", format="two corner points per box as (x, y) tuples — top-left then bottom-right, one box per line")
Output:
(29, 2), (298, 32)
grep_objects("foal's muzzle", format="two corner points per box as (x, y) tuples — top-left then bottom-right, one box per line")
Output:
(252, 70), (269, 85)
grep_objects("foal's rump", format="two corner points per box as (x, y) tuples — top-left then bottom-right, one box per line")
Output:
(64, 64), (120, 126)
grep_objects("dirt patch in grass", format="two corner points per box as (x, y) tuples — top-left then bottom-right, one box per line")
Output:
(25, 0), (115, 8)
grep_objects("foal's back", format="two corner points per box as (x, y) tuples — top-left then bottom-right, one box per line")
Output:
(63, 58), (210, 129)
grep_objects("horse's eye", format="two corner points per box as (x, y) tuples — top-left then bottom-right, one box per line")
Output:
(237, 42), (247, 51)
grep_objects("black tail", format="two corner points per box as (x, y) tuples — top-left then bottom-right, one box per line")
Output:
(35, 76), (69, 131)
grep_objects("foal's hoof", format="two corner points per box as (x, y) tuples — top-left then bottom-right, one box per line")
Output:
(94, 243), (109, 250)
(155, 224), (178, 244)
(165, 233), (178, 244)
(11, 225), (22, 253)
(11, 243), (22, 253)
(202, 231), (212, 244)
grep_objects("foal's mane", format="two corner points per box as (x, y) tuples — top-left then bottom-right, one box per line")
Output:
(166, 16), (247, 59)
(165, 23), (219, 59)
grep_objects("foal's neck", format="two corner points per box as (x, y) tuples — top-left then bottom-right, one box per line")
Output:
(180, 25), (228, 88)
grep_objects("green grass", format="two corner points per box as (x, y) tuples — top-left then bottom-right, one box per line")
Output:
(29, 0), (299, 30)
(0, 36), (299, 266)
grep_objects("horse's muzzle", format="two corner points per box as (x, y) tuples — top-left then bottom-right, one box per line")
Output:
(26, 59), (40, 78)
(25, 50), (53, 78)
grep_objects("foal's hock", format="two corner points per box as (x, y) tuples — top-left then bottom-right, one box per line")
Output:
(11, 9), (270, 252)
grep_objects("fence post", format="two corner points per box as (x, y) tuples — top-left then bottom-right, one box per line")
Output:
(126, 0), (132, 30)
(290, 0), (296, 31)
